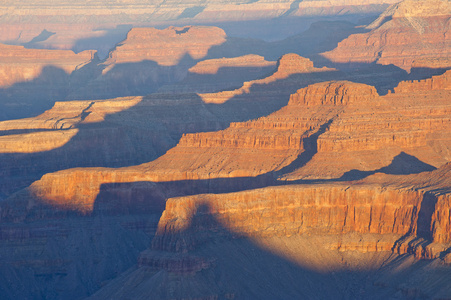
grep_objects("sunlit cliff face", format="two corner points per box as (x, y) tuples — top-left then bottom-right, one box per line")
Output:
(0, 1), (450, 299)
(0, 97), (142, 154)
(199, 54), (334, 104)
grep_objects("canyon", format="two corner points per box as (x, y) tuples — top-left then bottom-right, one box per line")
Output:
(0, 0), (450, 299)
(322, 0), (451, 72)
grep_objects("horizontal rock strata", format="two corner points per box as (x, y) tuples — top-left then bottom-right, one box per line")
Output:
(322, 0), (451, 71)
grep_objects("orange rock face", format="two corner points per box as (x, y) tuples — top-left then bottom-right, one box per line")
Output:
(106, 26), (227, 67)
(288, 80), (378, 106)
(20, 71), (451, 214)
(286, 71), (451, 180)
(153, 185), (421, 247)
(152, 162), (451, 259)
(0, 43), (95, 87)
(188, 54), (276, 75)
(322, 0), (451, 71)
(393, 69), (451, 93)
(199, 53), (334, 103)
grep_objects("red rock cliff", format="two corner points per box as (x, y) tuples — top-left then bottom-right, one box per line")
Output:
(322, 0), (451, 71)
(106, 26), (226, 67)
(0, 43), (95, 87)
(152, 183), (451, 256)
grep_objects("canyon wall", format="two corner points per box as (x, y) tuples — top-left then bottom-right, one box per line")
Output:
(16, 72), (450, 214)
(199, 53), (335, 103)
(322, 0), (451, 71)
(394, 69), (451, 93)
(188, 55), (275, 75)
(0, 43), (95, 87)
(106, 26), (226, 67)
(1, 72), (450, 299)
(153, 182), (451, 255)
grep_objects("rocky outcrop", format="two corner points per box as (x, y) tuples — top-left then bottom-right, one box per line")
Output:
(393, 69), (451, 93)
(153, 185), (421, 249)
(159, 55), (277, 93)
(0, 43), (95, 87)
(152, 183), (450, 253)
(106, 26), (226, 67)
(16, 74), (450, 212)
(188, 54), (275, 75)
(288, 80), (378, 106)
(286, 71), (451, 180)
(322, 0), (451, 71)
(199, 53), (334, 103)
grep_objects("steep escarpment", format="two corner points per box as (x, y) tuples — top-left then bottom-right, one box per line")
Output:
(322, 0), (451, 71)
(199, 53), (335, 103)
(74, 26), (228, 99)
(153, 177), (451, 255)
(88, 165), (451, 300)
(106, 26), (226, 67)
(0, 43), (95, 88)
(285, 72), (451, 180)
(3, 73), (451, 299)
(160, 55), (277, 93)
(393, 69), (451, 93)
(288, 80), (378, 106)
(17, 75), (450, 214)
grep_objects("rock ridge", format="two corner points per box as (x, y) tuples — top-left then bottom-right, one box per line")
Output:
(288, 81), (379, 106)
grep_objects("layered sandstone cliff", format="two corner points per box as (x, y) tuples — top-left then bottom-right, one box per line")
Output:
(393, 69), (451, 93)
(160, 55), (277, 93)
(285, 71), (451, 180)
(322, 0), (451, 72)
(188, 55), (275, 75)
(153, 172), (451, 255)
(199, 53), (334, 103)
(0, 43), (95, 87)
(2, 72), (451, 299)
(17, 73), (451, 214)
(86, 164), (451, 300)
(105, 26), (226, 67)
(0, 0), (398, 27)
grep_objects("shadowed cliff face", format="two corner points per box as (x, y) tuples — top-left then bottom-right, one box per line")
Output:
(0, 54), (345, 200)
(0, 5), (450, 297)
(87, 200), (451, 300)
(9, 72), (449, 215)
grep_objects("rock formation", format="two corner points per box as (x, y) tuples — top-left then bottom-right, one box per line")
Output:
(72, 26), (230, 99)
(13, 72), (450, 215)
(2, 71), (450, 298)
(322, 0), (451, 72)
(1, 1), (450, 299)
(188, 54), (275, 75)
(0, 43), (95, 88)
(160, 55), (277, 93)
(393, 69), (451, 93)
(199, 53), (335, 103)
(86, 163), (451, 300)
(105, 26), (226, 67)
